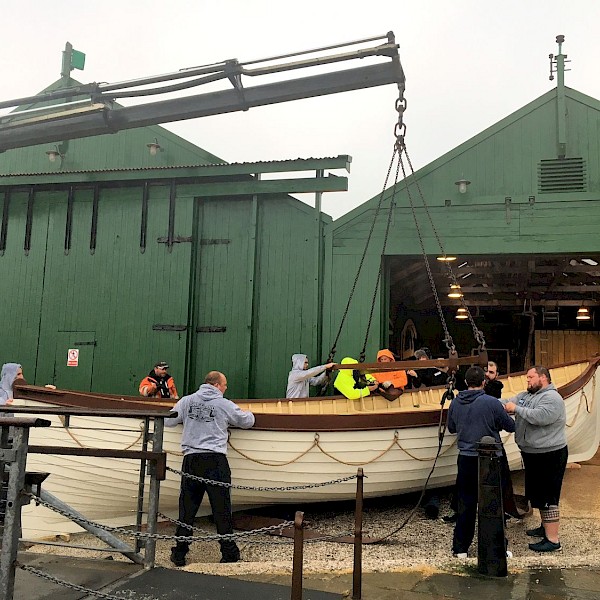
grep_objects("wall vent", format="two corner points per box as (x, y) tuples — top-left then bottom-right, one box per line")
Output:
(538, 157), (586, 193)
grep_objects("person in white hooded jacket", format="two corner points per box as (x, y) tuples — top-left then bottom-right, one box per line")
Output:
(286, 354), (335, 398)
(0, 363), (23, 418)
(165, 370), (254, 566)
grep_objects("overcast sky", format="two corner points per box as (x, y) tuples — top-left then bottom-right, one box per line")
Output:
(3, 1), (599, 219)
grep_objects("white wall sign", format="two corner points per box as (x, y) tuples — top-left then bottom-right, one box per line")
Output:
(67, 348), (79, 367)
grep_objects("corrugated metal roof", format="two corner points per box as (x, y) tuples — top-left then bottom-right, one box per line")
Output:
(0, 155), (351, 178)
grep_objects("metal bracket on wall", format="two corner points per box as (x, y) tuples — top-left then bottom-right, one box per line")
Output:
(0, 188), (11, 256)
(152, 324), (188, 332)
(504, 196), (512, 224)
(24, 186), (35, 256)
(200, 239), (231, 245)
(157, 236), (192, 244)
(196, 326), (227, 333)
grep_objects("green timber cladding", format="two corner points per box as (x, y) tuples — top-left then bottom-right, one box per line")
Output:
(0, 77), (347, 399)
(326, 86), (600, 361)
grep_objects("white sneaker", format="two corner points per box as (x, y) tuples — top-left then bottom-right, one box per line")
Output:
(453, 552), (468, 559)
(506, 550), (513, 558)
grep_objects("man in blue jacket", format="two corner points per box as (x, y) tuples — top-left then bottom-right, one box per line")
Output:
(165, 371), (255, 566)
(447, 365), (516, 558)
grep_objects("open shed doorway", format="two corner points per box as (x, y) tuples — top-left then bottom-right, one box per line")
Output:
(385, 253), (600, 374)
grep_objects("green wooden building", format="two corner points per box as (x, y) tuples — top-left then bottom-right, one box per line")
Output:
(326, 46), (600, 373)
(0, 71), (352, 399)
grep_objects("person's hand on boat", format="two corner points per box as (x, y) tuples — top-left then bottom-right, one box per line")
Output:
(407, 369), (417, 377)
(504, 401), (517, 414)
(325, 363), (335, 371)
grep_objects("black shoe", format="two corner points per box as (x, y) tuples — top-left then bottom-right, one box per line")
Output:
(529, 538), (561, 553)
(442, 513), (458, 523)
(170, 546), (187, 567)
(220, 555), (240, 563)
(526, 525), (545, 538)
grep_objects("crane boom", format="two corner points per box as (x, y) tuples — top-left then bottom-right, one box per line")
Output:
(0, 33), (404, 152)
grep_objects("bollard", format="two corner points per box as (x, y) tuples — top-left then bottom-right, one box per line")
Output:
(352, 468), (364, 600)
(290, 511), (304, 600)
(476, 435), (507, 577)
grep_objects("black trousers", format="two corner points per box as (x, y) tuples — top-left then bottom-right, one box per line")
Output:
(174, 452), (239, 561)
(452, 454), (479, 554)
(450, 448), (516, 516)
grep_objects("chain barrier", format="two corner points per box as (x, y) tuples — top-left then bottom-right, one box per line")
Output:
(166, 466), (358, 491)
(24, 492), (293, 543)
(18, 563), (145, 600)
(157, 511), (354, 545)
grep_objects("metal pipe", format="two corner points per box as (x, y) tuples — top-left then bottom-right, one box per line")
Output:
(39, 490), (143, 565)
(290, 511), (304, 600)
(352, 468), (364, 599)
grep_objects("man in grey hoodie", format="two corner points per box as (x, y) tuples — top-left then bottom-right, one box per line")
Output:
(286, 354), (334, 398)
(165, 371), (255, 566)
(504, 366), (567, 553)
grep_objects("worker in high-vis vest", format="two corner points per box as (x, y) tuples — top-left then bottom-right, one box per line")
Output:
(334, 357), (378, 400)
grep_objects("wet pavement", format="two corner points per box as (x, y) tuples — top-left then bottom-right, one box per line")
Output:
(13, 554), (600, 599)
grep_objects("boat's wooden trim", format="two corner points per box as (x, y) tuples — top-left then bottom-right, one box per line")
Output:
(251, 408), (448, 431)
(13, 356), (600, 432)
(556, 356), (600, 398)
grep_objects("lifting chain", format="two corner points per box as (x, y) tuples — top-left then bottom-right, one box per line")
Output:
(400, 147), (486, 352)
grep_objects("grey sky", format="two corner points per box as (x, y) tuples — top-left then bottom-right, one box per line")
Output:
(3, 1), (599, 218)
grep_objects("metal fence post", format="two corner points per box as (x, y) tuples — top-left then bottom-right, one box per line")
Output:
(0, 418), (50, 600)
(144, 416), (164, 569)
(135, 416), (150, 553)
(352, 468), (364, 600)
(290, 511), (304, 600)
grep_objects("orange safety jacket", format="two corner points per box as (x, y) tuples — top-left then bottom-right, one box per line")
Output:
(372, 349), (408, 389)
(139, 373), (178, 399)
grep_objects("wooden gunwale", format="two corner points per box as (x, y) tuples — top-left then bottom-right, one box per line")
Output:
(13, 355), (599, 432)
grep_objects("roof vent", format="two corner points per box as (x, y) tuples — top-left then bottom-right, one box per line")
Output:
(538, 157), (586, 193)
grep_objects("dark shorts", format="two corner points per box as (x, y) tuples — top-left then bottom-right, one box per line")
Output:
(521, 446), (568, 509)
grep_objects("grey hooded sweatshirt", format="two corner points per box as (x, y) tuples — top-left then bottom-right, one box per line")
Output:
(508, 383), (567, 454)
(165, 383), (254, 456)
(286, 354), (329, 398)
(0, 363), (21, 417)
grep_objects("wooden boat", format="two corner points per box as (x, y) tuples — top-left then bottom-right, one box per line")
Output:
(12, 357), (600, 539)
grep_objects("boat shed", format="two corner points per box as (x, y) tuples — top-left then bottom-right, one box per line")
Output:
(327, 50), (600, 373)
(0, 74), (351, 399)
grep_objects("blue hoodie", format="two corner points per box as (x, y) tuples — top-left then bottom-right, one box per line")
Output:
(165, 383), (255, 456)
(447, 388), (515, 456)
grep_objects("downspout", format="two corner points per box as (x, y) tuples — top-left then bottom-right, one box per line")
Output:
(314, 170), (324, 362)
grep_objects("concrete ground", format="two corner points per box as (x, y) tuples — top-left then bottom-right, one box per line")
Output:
(10, 450), (600, 599)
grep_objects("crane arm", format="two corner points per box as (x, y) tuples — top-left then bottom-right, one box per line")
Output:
(0, 33), (404, 152)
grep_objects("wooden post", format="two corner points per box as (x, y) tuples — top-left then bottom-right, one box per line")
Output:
(352, 468), (364, 600)
(290, 511), (304, 600)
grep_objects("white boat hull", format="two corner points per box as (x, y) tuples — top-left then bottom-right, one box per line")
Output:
(15, 360), (600, 540)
